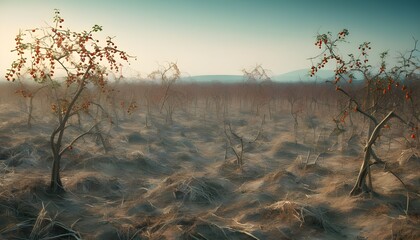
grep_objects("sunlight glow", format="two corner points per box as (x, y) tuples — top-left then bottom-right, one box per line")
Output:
(1, 0), (419, 78)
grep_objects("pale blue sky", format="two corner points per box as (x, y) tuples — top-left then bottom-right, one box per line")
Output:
(1, 0), (419, 77)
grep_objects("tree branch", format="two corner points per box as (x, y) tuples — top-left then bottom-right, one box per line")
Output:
(59, 122), (98, 156)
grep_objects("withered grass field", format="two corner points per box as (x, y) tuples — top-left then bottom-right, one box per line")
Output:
(0, 82), (419, 239)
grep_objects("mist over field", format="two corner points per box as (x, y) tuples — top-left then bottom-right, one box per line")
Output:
(1, 0), (420, 239)
(1, 78), (419, 239)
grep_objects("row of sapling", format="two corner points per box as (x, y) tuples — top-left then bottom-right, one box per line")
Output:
(13, 80), (49, 128)
(134, 73), (330, 126)
(210, 86), (230, 120)
(5, 10), (134, 193)
(309, 29), (419, 197)
(224, 115), (265, 167)
(286, 90), (301, 144)
(173, 82), (221, 122)
(241, 65), (273, 117)
(147, 62), (181, 125)
(222, 65), (272, 168)
(283, 83), (331, 147)
(283, 84), (313, 145)
(143, 68), (297, 123)
(184, 83), (203, 118)
(206, 83), (234, 121)
(105, 70), (138, 127)
(170, 82), (197, 118)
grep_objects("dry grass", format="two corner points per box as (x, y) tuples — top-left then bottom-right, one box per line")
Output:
(0, 82), (419, 239)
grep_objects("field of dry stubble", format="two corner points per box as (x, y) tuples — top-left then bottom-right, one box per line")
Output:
(0, 82), (419, 240)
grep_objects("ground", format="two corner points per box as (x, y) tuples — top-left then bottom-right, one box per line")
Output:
(0, 93), (419, 239)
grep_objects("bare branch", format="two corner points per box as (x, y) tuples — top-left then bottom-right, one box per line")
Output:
(59, 122), (98, 156)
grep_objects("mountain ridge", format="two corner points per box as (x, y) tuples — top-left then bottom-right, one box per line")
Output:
(180, 69), (338, 83)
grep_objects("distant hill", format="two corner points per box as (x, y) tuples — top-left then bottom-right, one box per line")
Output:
(179, 69), (341, 83)
(180, 75), (245, 83)
(271, 69), (336, 82)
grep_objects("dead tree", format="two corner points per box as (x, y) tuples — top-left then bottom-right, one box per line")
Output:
(224, 115), (265, 167)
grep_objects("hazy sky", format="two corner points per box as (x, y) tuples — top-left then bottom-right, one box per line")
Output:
(1, 0), (419, 77)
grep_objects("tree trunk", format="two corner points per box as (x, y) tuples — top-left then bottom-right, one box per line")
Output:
(350, 111), (395, 196)
(27, 96), (34, 128)
(350, 147), (371, 195)
(50, 150), (64, 193)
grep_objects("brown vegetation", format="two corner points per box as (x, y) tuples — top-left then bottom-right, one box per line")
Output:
(0, 79), (419, 239)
